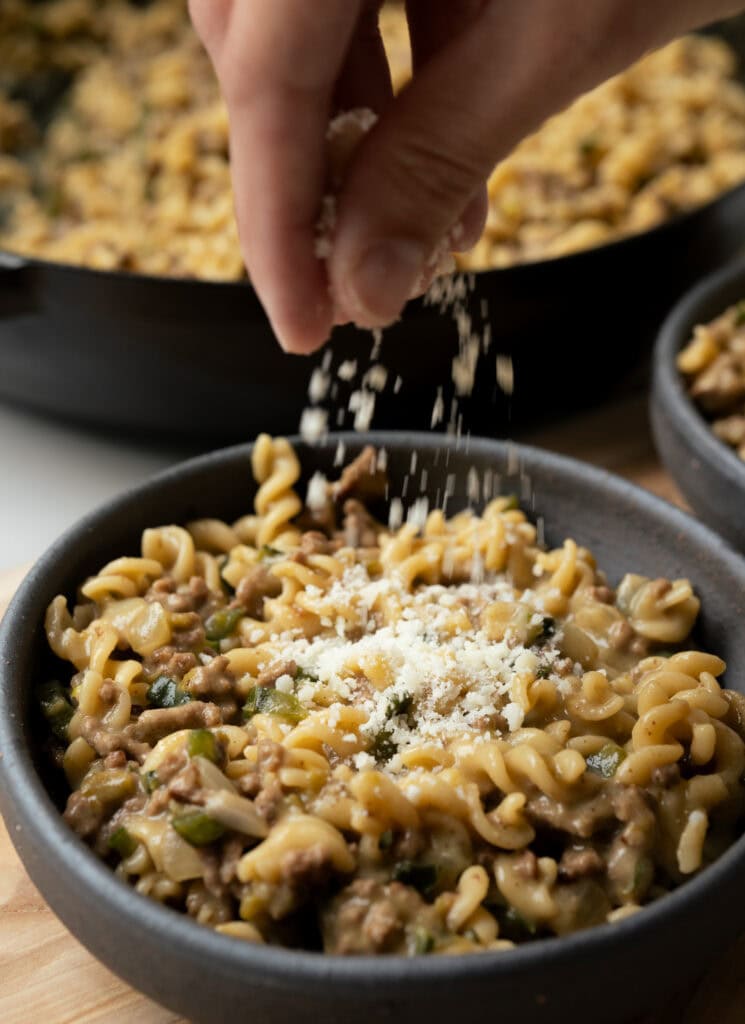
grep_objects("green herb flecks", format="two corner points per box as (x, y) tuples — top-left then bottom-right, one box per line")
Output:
(526, 616), (556, 647)
(147, 675), (191, 709)
(392, 861), (438, 896)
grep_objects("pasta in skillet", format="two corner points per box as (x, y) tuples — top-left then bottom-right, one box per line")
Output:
(41, 437), (745, 955)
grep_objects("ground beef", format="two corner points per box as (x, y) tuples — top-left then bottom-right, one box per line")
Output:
(184, 654), (238, 719)
(236, 740), (285, 823)
(608, 620), (635, 651)
(254, 776), (284, 824)
(64, 790), (105, 838)
(281, 844), (336, 890)
(322, 879), (438, 955)
(142, 647), (199, 681)
(512, 849), (539, 879)
(186, 879), (232, 925)
(131, 700), (222, 744)
(341, 499), (379, 548)
(589, 585), (614, 604)
(167, 760), (204, 805)
(256, 659), (297, 689)
(526, 791), (616, 838)
(611, 786), (655, 848)
(219, 836), (244, 886)
(148, 575), (212, 614)
(78, 715), (151, 763)
(169, 611), (207, 652)
(232, 564), (281, 617)
(332, 446), (387, 504)
(103, 750), (127, 770)
(690, 351), (745, 414)
(650, 764), (681, 788)
(299, 531), (338, 555)
(558, 847), (605, 880)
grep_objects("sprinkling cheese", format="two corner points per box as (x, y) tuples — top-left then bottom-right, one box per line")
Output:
(306, 471), (329, 510)
(275, 674), (295, 694)
(299, 407), (328, 444)
(308, 367), (330, 404)
(338, 359), (357, 381)
(496, 353), (515, 395)
(348, 388), (376, 431)
(256, 563), (564, 772)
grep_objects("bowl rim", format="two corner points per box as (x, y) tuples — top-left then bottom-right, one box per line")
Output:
(2, 179), (744, 292)
(653, 255), (745, 489)
(2, 431), (745, 989)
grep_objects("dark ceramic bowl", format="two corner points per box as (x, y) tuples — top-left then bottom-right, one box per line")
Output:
(651, 257), (745, 551)
(1, 434), (745, 1024)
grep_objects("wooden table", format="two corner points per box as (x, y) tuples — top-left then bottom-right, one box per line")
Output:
(1, 393), (743, 1024)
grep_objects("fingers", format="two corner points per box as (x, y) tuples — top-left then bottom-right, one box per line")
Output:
(192, 0), (363, 354)
(334, 2), (393, 115)
(327, 0), (711, 330)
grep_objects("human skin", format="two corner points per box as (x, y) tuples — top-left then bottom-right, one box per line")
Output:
(189, 0), (744, 354)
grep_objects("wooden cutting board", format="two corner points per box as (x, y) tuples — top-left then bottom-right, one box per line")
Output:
(1, 397), (743, 1023)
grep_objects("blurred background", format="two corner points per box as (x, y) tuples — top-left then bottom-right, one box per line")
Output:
(2, 0), (745, 567)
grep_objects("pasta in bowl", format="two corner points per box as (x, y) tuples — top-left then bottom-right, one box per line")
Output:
(40, 435), (745, 955)
(2, 434), (745, 1024)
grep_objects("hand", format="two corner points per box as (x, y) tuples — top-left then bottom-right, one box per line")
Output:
(190, 0), (743, 354)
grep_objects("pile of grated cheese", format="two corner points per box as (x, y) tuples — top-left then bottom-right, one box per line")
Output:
(257, 562), (567, 772)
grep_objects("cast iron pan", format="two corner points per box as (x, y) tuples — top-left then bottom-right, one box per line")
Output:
(1, 18), (745, 444)
(1, 434), (745, 1024)
(651, 256), (745, 551)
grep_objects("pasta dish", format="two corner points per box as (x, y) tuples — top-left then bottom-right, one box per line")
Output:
(41, 437), (745, 954)
(677, 302), (745, 462)
(2, 2), (745, 274)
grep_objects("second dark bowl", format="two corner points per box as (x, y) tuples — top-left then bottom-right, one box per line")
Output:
(1, 434), (745, 1023)
(651, 257), (745, 551)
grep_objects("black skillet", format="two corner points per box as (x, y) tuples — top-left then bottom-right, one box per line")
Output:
(1, 18), (745, 445)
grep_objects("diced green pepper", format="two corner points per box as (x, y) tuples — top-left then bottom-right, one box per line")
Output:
(172, 811), (226, 846)
(142, 770), (160, 793)
(392, 861), (438, 896)
(294, 666), (318, 683)
(38, 680), (74, 741)
(147, 675), (191, 709)
(243, 687), (307, 723)
(378, 829), (394, 851)
(535, 664), (552, 679)
(80, 768), (136, 805)
(413, 927), (435, 954)
(205, 606), (244, 642)
(579, 135), (599, 158)
(108, 826), (138, 859)
(187, 728), (221, 764)
(526, 616), (556, 647)
(370, 727), (397, 764)
(499, 906), (538, 941)
(386, 693), (413, 720)
(586, 742), (627, 779)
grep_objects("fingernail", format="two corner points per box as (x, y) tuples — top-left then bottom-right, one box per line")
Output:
(344, 239), (425, 327)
